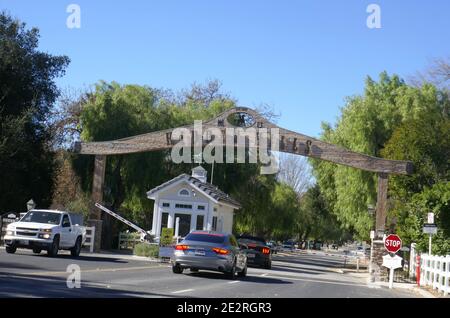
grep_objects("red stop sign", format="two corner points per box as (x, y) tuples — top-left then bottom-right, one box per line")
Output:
(384, 234), (402, 253)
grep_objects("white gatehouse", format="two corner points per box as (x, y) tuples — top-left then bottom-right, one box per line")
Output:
(147, 166), (241, 239)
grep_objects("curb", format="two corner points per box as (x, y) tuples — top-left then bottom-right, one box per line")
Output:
(367, 281), (436, 298)
(90, 251), (164, 263)
(1, 246), (165, 263)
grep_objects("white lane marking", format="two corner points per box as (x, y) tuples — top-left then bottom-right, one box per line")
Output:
(367, 284), (381, 289)
(24, 265), (163, 277)
(228, 280), (240, 284)
(171, 288), (194, 294)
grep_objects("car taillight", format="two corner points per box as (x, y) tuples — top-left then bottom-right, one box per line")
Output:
(212, 247), (229, 255)
(262, 248), (270, 254)
(175, 245), (189, 250)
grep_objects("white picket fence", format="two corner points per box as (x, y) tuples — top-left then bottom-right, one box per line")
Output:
(84, 226), (95, 253)
(419, 254), (450, 296)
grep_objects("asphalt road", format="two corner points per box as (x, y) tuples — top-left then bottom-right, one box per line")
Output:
(0, 248), (419, 298)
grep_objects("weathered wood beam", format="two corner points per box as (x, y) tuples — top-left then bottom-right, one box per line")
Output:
(278, 129), (413, 175)
(72, 107), (413, 175)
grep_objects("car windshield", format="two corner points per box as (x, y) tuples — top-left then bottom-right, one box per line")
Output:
(237, 237), (266, 245)
(184, 232), (226, 244)
(21, 211), (61, 225)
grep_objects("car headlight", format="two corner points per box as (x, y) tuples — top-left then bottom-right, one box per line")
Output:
(40, 228), (52, 233)
(38, 233), (52, 239)
(6, 230), (14, 235)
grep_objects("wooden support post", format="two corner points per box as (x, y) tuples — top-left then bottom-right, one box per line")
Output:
(369, 172), (389, 283)
(91, 155), (106, 218)
(375, 172), (388, 238)
(88, 155), (106, 252)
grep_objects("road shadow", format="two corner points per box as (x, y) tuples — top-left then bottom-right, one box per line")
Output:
(186, 271), (293, 285)
(270, 264), (324, 275)
(17, 252), (129, 264)
(0, 272), (189, 298)
(37, 254), (129, 264)
(0, 261), (43, 271)
(2, 249), (129, 264)
(272, 262), (341, 274)
(273, 256), (344, 269)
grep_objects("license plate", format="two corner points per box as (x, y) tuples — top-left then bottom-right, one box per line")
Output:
(19, 240), (29, 245)
(247, 253), (255, 258)
(195, 249), (205, 256)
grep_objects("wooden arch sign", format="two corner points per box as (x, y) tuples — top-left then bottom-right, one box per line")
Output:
(72, 107), (413, 250)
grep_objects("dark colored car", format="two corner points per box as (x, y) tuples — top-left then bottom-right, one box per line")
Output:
(171, 231), (247, 279)
(282, 241), (296, 251)
(237, 235), (272, 269)
(267, 241), (280, 254)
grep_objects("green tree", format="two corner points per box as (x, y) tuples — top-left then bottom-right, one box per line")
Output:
(381, 114), (450, 254)
(233, 175), (299, 240)
(69, 81), (237, 247)
(297, 185), (349, 243)
(0, 12), (69, 212)
(311, 73), (447, 239)
(392, 182), (450, 255)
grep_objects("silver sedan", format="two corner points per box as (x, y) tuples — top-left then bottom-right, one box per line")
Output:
(171, 231), (247, 279)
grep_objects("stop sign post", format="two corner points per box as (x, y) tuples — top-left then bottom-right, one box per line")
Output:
(384, 234), (402, 254)
(383, 234), (402, 289)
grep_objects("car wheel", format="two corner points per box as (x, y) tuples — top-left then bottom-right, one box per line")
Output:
(32, 248), (42, 254)
(264, 260), (272, 270)
(5, 245), (16, 254)
(238, 265), (247, 278)
(70, 237), (82, 257)
(226, 261), (237, 279)
(47, 236), (59, 257)
(172, 264), (183, 274)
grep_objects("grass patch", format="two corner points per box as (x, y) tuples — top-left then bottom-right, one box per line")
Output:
(134, 243), (159, 258)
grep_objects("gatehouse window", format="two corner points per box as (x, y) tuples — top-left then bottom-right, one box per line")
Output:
(212, 216), (218, 231)
(178, 189), (190, 197)
(175, 204), (192, 209)
(196, 215), (204, 230)
(160, 212), (169, 234)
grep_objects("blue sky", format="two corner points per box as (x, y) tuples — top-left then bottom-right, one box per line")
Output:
(1, 0), (449, 137)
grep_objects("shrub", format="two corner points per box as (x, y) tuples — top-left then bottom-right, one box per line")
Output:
(134, 243), (159, 258)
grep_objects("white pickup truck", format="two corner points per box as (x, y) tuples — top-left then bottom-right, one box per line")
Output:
(3, 209), (86, 257)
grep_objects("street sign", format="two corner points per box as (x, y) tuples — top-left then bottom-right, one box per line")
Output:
(384, 234), (402, 253)
(423, 225), (437, 234)
(382, 254), (403, 270)
(382, 254), (403, 289)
